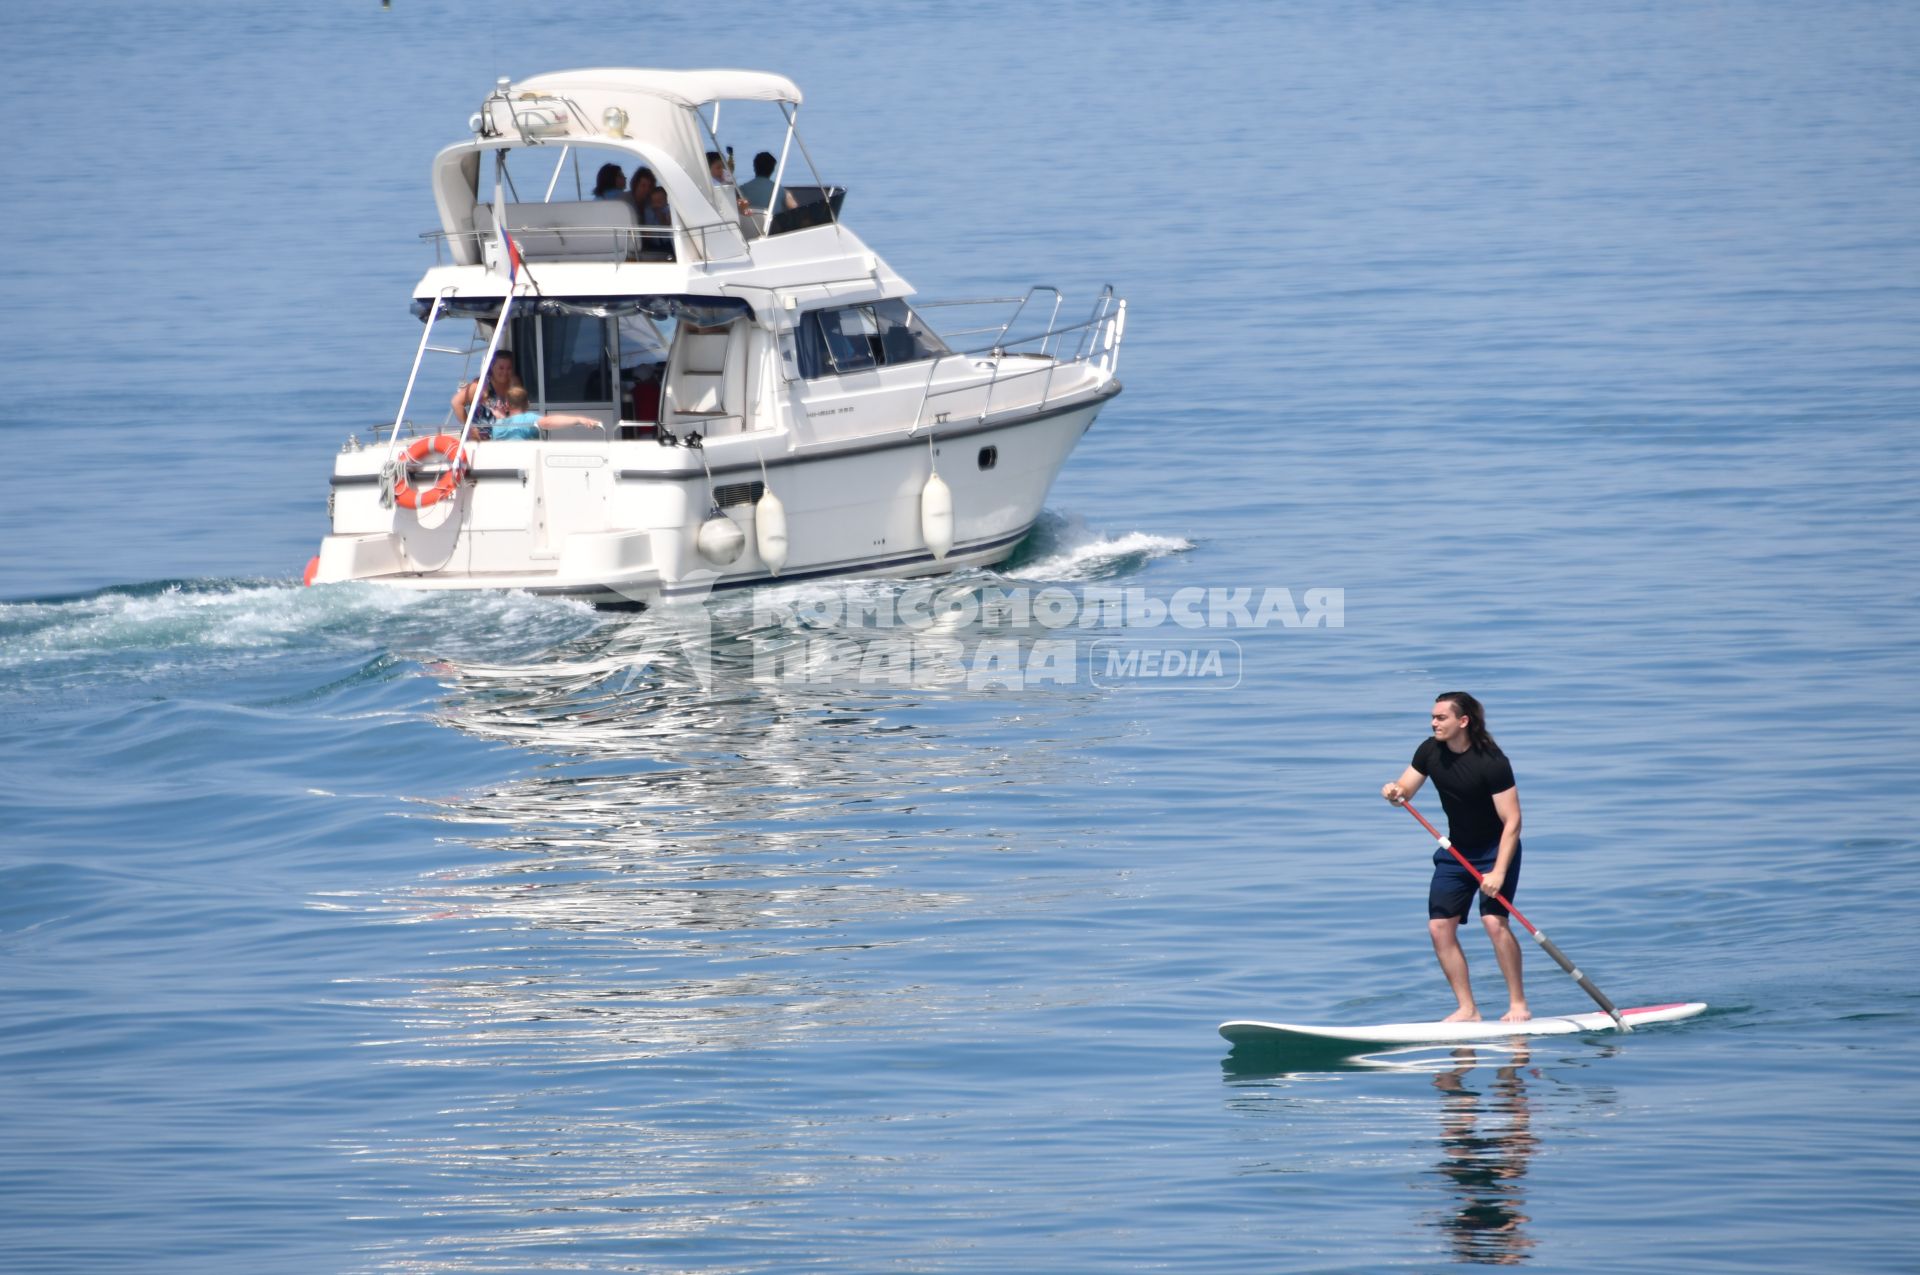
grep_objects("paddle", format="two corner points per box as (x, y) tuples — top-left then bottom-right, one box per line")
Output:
(1396, 800), (1630, 1032)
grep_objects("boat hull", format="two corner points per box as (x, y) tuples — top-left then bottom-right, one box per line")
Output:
(313, 393), (1108, 606)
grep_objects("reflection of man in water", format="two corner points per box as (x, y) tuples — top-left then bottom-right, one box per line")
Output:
(1430, 1045), (1538, 1265)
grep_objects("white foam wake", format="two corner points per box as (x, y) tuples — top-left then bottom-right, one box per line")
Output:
(0, 580), (597, 672)
(1009, 517), (1194, 582)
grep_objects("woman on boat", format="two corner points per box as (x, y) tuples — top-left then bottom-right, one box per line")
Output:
(627, 167), (657, 214)
(451, 351), (522, 425)
(592, 163), (627, 199)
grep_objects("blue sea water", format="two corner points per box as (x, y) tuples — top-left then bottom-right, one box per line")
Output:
(4, 2), (1920, 1270)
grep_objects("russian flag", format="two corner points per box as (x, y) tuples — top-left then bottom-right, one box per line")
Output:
(498, 222), (522, 286)
(490, 169), (524, 288)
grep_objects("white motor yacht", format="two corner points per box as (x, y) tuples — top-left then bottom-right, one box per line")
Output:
(307, 68), (1126, 606)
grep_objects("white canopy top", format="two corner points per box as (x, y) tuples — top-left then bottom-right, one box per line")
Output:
(516, 68), (802, 108)
(436, 67), (809, 258)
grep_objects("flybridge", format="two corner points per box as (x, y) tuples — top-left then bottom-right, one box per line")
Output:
(425, 68), (845, 275)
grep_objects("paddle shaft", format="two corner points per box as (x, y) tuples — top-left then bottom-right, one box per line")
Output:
(1398, 800), (1630, 1032)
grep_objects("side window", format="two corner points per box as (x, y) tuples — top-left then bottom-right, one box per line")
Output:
(798, 301), (950, 379)
(821, 306), (878, 373)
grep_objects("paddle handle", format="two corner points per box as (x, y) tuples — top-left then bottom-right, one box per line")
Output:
(1526, 928), (1628, 1031)
(1398, 800), (1630, 1033)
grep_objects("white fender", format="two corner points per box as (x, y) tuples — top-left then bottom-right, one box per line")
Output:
(755, 487), (789, 575)
(921, 471), (953, 561)
(696, 512), (745, 565)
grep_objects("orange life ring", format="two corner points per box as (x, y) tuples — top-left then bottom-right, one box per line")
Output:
(393, 434), (468, 510)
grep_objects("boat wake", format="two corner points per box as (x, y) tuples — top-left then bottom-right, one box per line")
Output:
(0, 579), (598, 698)
(1001, 512), (1193, 582)
(1, 511), (1187, 714)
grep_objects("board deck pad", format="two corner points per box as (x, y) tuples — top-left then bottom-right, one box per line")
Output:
(1219, 1001), (1706, 1047)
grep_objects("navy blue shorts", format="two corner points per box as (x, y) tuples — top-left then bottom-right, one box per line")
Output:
(1429, 843), (1520, 922)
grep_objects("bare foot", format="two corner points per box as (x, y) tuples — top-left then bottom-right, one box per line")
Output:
(1442, 1006), (1481, 1023)
(1501, 1005), (1532, 1023)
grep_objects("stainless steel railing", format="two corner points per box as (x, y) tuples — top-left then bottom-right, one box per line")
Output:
(910, 286), (1125, 431)
(916, 285), (1116, 357)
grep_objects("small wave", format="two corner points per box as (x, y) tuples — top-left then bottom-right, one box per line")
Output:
(1004, 514), (1193, 582)
(710, 575), (916, 633)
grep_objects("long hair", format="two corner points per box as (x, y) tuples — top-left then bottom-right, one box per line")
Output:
(1435, 691), (1499, 753)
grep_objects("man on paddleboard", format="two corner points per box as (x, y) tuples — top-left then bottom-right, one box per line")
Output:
(1381, 692), (1529, 1023)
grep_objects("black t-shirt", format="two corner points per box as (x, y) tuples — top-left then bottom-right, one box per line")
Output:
(1412, 737), (1516, 853)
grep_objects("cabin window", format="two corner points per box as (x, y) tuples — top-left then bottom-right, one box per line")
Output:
(819, 306), (878, 374)
(796, 299), (951, 379)
(509, 312), (616, 407)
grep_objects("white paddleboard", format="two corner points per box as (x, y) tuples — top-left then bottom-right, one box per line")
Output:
(1219, 1001), (1706, 1047)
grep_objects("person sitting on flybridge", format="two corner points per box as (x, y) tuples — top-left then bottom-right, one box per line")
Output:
(737, 151), (797, 214)
(592, 163), (627, 200)
(708, 150), (752, 215)
(484, 387), (606, 441)
(628, 167), (657, 213)
(1381, 692), (1529, 1024)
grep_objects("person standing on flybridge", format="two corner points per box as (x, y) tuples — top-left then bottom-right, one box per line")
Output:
(1381, 693), (1529, 1023)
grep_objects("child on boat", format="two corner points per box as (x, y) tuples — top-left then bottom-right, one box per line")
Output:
(486, 387), (605, 440)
